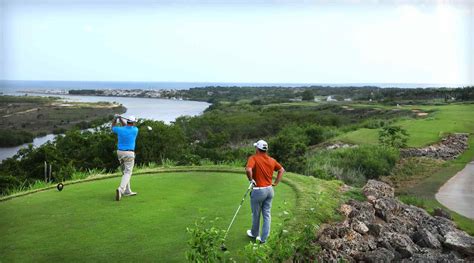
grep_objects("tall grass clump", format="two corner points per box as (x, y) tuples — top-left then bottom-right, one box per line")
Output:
(1, 179), (53, 197)
(307, 145), (399, 186)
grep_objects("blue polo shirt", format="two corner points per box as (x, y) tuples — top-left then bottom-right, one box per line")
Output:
(112, 126), (139, 151)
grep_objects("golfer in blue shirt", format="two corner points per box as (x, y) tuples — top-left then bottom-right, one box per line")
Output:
(112, 115), (139, 201)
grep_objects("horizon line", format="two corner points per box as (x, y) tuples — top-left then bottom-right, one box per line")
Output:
(1, 79), (471, 86)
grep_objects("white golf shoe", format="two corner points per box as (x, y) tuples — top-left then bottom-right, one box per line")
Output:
(247, 230), (256, 238)
(256, 236), (266, 244)
(123, 191), (137, 197)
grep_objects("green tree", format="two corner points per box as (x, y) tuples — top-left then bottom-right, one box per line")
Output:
(301, 90), (314, 101)
(270, 126), (309, 173)
(378, 125), (409, 148)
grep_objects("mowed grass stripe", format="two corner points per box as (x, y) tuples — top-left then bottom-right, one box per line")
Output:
(0, 172), (296, 262)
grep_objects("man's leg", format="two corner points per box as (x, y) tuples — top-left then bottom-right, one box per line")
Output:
(125, 181), (132, 194)
(119, 156), (134, 193)
(260, 187), (274, 242)
(250, 189), (264, 237)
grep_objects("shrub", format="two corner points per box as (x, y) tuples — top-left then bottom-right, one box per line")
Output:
(0, 130), (34, 147)
(304, 125), (326, 145)
(379, 125), (409, 148)
(307, 145), (399, 184)
(336, 145), (399, 179)
(55, 162), (76, 182)
(185, 218), (227, 263)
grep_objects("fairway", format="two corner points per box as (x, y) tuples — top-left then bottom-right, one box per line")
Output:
(0, 172), (296, 262)
(337, 104), (474, 147)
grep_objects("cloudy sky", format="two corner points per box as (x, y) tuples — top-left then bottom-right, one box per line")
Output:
(0, 0), (473, 85)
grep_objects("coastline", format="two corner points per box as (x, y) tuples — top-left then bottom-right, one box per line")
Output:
(16, 89), (206, 102)
(0, 93), (210, 161)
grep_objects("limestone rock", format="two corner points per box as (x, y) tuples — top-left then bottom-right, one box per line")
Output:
(316, 180), (474, 262)
(444, 231), (474, 257)
(363, 180), (395, 199)
(412, 228), (442, 249)
(401, 133), (469, 160)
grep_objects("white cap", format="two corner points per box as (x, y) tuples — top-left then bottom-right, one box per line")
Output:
(253, 140), (268, 151)
(126, 115), (137, 123)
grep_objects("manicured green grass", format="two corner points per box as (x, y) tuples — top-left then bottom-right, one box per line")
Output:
(0, 171), (296, 262)
(337, 103), (474, 147)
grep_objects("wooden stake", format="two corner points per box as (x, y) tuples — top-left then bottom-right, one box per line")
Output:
(44, 161), (47, 182)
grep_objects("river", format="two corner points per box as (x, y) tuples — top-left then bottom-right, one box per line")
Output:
(0, 93), (210, 162)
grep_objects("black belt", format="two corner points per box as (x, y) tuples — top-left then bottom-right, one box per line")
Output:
(118, 149), (134, 152)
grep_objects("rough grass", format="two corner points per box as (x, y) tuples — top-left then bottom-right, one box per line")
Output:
(0, 167), (345, 262)
(381, 157), (444, 190)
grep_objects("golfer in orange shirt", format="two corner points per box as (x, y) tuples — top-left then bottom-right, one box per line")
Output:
(245, 139), (285, 243)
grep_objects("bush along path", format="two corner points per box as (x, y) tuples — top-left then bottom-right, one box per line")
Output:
(317, 180), (474, 262)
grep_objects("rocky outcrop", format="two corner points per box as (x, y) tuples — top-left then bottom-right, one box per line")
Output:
(401, 133), (469, 160)
(317, 180), (474, 262)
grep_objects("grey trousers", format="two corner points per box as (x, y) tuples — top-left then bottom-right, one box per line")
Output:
(250, 186), (274, 242)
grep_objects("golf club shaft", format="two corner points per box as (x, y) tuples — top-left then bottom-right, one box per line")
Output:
(223, 182), (253, 241)
(117, 115), (131, 122)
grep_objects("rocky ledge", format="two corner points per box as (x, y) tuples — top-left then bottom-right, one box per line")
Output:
(317, 180), (474, 262)
(401, 133), (469, 160)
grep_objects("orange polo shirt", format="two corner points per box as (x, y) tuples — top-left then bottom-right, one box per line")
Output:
(246, 152), (283, 187)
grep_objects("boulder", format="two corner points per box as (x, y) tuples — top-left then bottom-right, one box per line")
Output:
(351, 220), (369, 235)
(384, 232), (419, 258)
(412, 228), (442, 249)
(444, 231), (474, 257)
(363, 180), (394, 199)
(374, 197), (401, 222)
(355, 248), (395, 263)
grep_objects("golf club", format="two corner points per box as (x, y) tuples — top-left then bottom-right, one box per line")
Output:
(220, 181), (254, 251)
(115, 115), (152, 131)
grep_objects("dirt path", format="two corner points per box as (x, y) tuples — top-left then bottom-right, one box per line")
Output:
(435, 161), (474, 219)
(2, 108), (39, 118)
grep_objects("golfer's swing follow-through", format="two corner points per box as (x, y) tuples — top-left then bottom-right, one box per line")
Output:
(112, 114), (139, 201)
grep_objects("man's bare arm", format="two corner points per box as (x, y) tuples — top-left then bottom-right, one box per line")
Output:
(246, 167), (253, 181)
(272, 168), (285, 186)
(112, 115), (126, 128)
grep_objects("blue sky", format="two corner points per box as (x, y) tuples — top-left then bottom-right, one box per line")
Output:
(1, 0), (473, 85)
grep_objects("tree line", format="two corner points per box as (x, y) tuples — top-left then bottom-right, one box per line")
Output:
(0, 102), (415, 194)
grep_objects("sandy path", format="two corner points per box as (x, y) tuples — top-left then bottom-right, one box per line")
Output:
(2, 108), (38, 118)
(435, 161), (474, 219)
